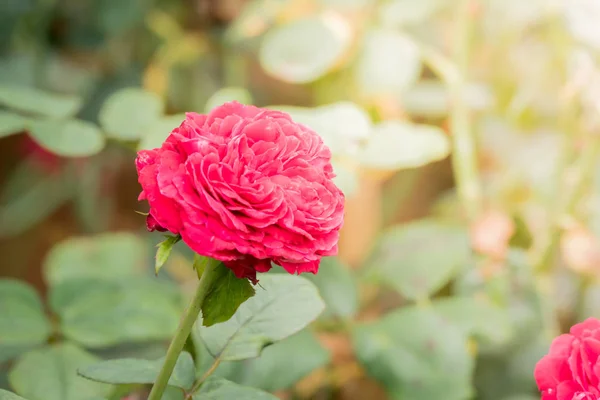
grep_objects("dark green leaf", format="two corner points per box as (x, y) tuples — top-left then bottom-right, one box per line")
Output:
(201, 265), (255, 327)
(27, 119), (105, 157)
(8, 343), (112, 400)
(78, 352), (195, 390)
(192, 377), (278, 400)
(0, 111), (26, 137)
(156, 235), (181, 276)
(352, 306), (473, 400)
(366, 219), (470, 300)
(0, 389), (28, 400)
(50, 278), (182, 348)
(305, 257), (358, 318)
(234, 330), (330, 391)
(197, 274), (324, 361)
(99, 88), (164, 140)
(0, 279), (51, 347)
(0, 85), (82, 118)
(43, 232), (148, 286)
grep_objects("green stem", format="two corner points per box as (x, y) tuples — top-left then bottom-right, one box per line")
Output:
(449, 0), (483, 222)
(147, 259), (222, 400)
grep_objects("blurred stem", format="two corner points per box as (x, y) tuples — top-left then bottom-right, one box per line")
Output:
(448, 0), (483, 222)
(147, 259), (222, 400)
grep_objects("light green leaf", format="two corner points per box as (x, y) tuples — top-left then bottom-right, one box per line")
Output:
(0, 85), (82, 118)
(355, 29), (421, 96)
(205, 87), (253, 113)
(234, 330), (330, 391)
(0, 160), (72, 239)
(353, 306), (473, 400)
(192, 377), (278, 400)
(332, 162), (358, 197)
(367, 219), (470, 300)
(357, 121), (450, 170)
(201, 265), (255, 327)
(27, 119), (105, 157)
(99, 88), (164, 140)
(155, 235), (181, 276)
(0, 280), (51, 347)
(137, 114), (186, 151)
(8, 343), (112, 400)
(0, 111), (26, 137)
(259, 16), (351, 84)
(0, 389), (28, 400)
(432, 297), (512, 345)
(78, 352), (195, 390)
(305, 257), (358, 318)
(43, 232), (147, 286)
(197, 274), (324, 361)
(50, 278), (182, 348)
(378, 0), (446, 28)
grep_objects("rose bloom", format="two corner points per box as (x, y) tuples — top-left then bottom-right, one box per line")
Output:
(136, 102), (345, 282)
(534, 318), (600, 400)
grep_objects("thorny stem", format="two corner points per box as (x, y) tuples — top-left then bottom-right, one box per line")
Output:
(449, 0), (483, 222)
(147, 259), (222, 400)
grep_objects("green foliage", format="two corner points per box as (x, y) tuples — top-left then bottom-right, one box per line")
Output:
(353, 306), (474, 400)
(201, 266), (256, 327)
(137, 114), (186, 151)
(204, 87), (253, 113)
(78, 352), (195, 390)
(305, 256), (359, 319)
(99, 88), (164, 140)
(43, 232), (147, 285)
(192, 377), (278, 400)
(27, 119), (105, 157)
(0, 389), (28, 400)
(0, 280), (51, 348)
(8, 343), (112, 400)
(50, 278), (181, 348)
(0, 85), (83, 118)
(366, 220), (471, 300)
(155, 235), (181, 275)
(0, 111), (26, 137)
(197, 274), (324, 361)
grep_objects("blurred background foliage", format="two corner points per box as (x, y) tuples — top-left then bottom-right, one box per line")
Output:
(1, 0), (600, 399)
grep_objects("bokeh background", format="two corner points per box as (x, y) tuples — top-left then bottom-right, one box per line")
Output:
(1, 0), (600, 399)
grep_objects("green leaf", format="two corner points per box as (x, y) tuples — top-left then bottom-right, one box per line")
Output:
(259, 16), (351, 84)
(352, 306), (473, 400)
(78, 352), (195, 390)
(0, 111), (26, 137)
(43, 232), (147, 286)
(305, 257), (358, 318)
(192, 377), (278, 400)
(137, 114), (186, 151)
(378, 0), (446, 28)
(99, 88), (164, 140)
(201, 265), (255, 327)
(332, 161), (358, 197)
(8, 343), (112, 400)
(355, 29), (421, 96)
(204, 87), (253, 113)
(358, 121), (450, 170)
(432, 297), (513, 345)
(197, 274), (324, 361)
(234, 330), (330, 391)
(155, 235), (181, 275)
(0, 389), (28, 400)
(0, 85), (82, 118)
(0, 279), (51, 347)
(50, 278), (182, 348)
(366, 219), (470, 300)
(27, 119), (105, 157)
(0, 160), (72, 239)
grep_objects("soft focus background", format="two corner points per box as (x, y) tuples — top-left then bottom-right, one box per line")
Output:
(1, 0), (600, 399)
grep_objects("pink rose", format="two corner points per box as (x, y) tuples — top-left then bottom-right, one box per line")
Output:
(534, 318), (600, 400)
(136, 102), (344, 282)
